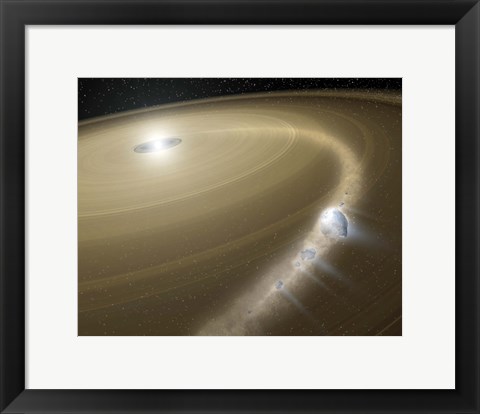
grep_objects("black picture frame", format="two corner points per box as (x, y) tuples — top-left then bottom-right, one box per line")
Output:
(1, 1), (479, 413)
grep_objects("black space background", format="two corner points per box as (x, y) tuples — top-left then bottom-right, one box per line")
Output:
(78, 78), (401, 121)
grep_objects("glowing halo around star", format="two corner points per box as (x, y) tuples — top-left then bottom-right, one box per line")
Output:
(134, 137), (182, 153)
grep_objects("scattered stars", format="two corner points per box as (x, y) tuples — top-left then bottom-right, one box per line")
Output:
(78, 78), (401, 120)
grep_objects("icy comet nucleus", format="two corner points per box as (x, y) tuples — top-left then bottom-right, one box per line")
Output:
(320, 208), (348, 239)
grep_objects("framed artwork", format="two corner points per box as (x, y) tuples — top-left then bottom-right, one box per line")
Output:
(0, 1), (478, 413)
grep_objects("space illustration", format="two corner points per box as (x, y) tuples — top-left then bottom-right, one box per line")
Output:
(78, 78), (402, 336)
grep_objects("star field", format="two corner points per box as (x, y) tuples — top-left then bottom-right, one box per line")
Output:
(78, 78), (401, 120)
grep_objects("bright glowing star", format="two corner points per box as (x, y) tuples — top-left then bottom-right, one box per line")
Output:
(134, 138), (181, 153)
(320, 208), (348, 238)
